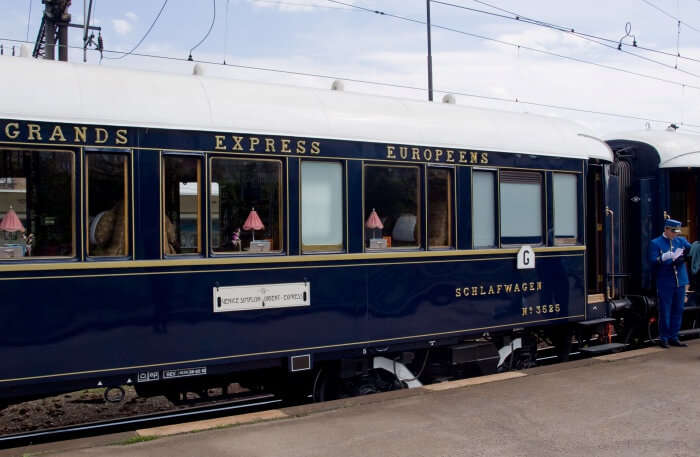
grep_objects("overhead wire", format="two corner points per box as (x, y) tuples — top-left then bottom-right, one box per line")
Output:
(639, 0), (700, 33)
(325, 0), (700, 92)
(103, 0), (168, 60)
(250, 0), (359, 10)
(1, 35), (699, 128)
(189, 0), (216, 60)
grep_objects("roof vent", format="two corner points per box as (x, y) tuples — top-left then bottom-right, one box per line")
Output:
(193, 63), (205, 76)
(331, 80), (344, 91)
(442, 94), (456, 104)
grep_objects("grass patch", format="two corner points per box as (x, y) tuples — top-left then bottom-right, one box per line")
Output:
(114, 435), (160, 445)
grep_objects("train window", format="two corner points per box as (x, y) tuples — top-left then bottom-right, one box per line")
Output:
(472, 170), (497, 248)
(364, 165), (420, 250)
(553, 173), (578, 244)
(301, 161), (343, 252)
(87, 153), (130, 257)
(210, 158), (282, 254)
(499, 170), (543, 245)
(0, 148), (74, 259)
(162, 156), (201, 255)
(428, 167), (454, 249)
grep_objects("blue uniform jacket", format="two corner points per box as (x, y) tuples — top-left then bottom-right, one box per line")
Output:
(648, 235), (692, 288)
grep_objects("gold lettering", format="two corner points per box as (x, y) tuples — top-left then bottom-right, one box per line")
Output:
(464, 287), (470, 297)
(412, 148), (420, 160)
(549, 304), (555, 313)
(542, 305), (547, 314)
(488, 285), (495, 295)
(471, 286), (478, 296)
(555, 303), (560, 312)
(310, 141), (321, 154)
(536, 305), (541, 314)
(232, 136), (244, 151)
(446, 150), (454, 162)
(115, 129), (128, 145)
(522, 307), (528, 317)
(74, 126), (87, 143)
(435, 149), (443, 162)
(470, 151), (478, 164)
(514, 283), (520, 293)
(497, 284), (502, 294)
(95, 128), (108, 144)
(49, 125), (66, 142)
(480, 285), (486, 295)
(281, 138), (292, 153)
(296, 140), (306, 154)
(504, 284), (513, 293)
(265, 138), (276, 152)
(215, 135), (227, 150)
(249, 137), (260, 151)
(5, 122), (19, 139)
(455, 288), (461, 298)
(537, 281), (542, 291)
(386, 145), (396, 159)
(423, 148), (432, 161)
(27, 124), (42, 141)
(522, 282), (528, 292)
(480, 152), (489, 164)
(459, 150), (468, 163)
(529, 282), (535, 292)
(399, 147), (408, 159)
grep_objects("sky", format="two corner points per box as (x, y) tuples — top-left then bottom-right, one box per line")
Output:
(1, 0), (700, 136)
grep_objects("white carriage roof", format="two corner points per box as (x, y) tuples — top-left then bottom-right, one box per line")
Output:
(605, 130), (700, 168)
(0, 55), (612, 162)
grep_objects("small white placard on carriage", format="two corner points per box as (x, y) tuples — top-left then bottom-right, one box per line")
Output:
(516, 245), (535, 270)
(213, 282), (310, 312)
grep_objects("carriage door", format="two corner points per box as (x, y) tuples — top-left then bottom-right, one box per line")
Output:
(586, 164), (606, 302)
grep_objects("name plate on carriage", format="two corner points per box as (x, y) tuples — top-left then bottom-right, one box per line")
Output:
(213, 282), (310, 312)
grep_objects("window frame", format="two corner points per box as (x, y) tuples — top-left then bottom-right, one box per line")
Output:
(161, 152), (205, 257)
(84, 148), (133, 259)
(552, 171), (580, 246)
(0, 146), (77, 261)
(471, 167), (499, 249)
(498, 169), (545, 247)
(208, 155), (284, 256)
(426, 165), (456, 250)
(299, 159), (345, 254)
(363, 163), (422, 252)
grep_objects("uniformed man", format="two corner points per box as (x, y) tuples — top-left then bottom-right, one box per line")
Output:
(648, 218), (692, 348)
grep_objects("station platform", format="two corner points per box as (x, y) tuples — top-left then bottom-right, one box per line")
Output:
(7, 342), (700, 457)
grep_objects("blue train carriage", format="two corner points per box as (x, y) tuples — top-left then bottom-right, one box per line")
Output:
(0, 54), (612, 407)
(604, 128), (700, 345)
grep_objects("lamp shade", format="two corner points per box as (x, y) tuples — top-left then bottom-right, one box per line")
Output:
(0, 207), (25, 233)
(243, 208), (265, 231)
(365, 208), (383, 230)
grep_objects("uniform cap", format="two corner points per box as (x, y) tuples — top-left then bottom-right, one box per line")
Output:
(665, 218), (682, 233)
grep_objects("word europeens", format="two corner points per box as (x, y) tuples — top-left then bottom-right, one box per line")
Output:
(386, 145), (489, 164)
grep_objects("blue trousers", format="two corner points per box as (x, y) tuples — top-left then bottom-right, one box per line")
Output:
(657, 285), (685, 342)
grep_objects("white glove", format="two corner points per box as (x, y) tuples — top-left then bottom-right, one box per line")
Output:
(661, 251), (674, 261)
(672, 248), (685, 260)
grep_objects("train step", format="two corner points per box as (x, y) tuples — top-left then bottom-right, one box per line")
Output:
(577, 318), (616, 327)
(578, 343), (626, 354)
(678, 328), (700, 337)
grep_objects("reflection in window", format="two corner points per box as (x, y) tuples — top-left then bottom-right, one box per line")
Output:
(428, 167), (453, 249)
(553, 173), (578, 244)
(499, 170), (543, 245)
(473, 170), (496, 248)
(365, 165), (419, 249)
(87, 153), (129, 257)
(0, 149), (74, 258)
(301, 161), (343, 252)
(211, 158), (281, 253)
(163, 156), (201, 255)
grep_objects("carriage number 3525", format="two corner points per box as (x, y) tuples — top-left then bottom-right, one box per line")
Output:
(522, 304), (560, 317)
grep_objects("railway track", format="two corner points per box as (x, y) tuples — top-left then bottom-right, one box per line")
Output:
(0, 393), (281, 449)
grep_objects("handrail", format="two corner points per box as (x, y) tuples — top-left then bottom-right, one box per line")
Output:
(605, 206), (615, 299)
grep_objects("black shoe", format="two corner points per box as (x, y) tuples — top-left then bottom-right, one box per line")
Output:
(669, 339), (688, 347)
(658, 340), (670, 348)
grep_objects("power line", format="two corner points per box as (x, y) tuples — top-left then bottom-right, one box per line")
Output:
(445, 0), (700, 66)
(640, 0), (700, 33)
(250, 0), (359, 10)
(103, 0), (168, 60)
(432, 0), (700, 79)
(1, 35), (698, 128)
(189, 0), (216, 60)
(325, 0), (700, 92)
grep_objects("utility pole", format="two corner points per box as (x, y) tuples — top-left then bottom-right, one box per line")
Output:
(33, 0), (100, 61)
(426, 0), (434, 101)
